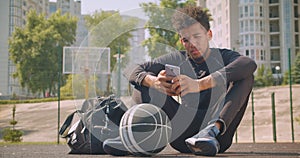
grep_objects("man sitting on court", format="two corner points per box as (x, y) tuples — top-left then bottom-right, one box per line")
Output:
(103, 5), (257, 156)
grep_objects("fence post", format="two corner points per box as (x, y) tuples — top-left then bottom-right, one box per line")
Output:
(251, 91), (255, 143)
(271, 92), (277, 143)
(288, 48), (295, 142)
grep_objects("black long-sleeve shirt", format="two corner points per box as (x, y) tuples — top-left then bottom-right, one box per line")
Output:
(125, 48), (256, 85)
(124, 48), (257, 109)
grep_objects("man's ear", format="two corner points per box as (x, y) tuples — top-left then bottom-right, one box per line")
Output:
(179, 37), (184, 44)
(207, 30), (212, 40)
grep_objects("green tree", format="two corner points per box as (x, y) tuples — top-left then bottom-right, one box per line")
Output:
(293, 53), (300, 84)
(9, 10), (77, 97)
(84, 10), (138, 70)
(84, 10), (138, 95)
(60, 74), (100, 98)
(282, 53), (300, 85)
(254, 65), (274, 87)
(140, 0), (198, 58)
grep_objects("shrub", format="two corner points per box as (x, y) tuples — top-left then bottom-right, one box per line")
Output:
(2, 105), (23, 142)
(2, 128), (23, 142)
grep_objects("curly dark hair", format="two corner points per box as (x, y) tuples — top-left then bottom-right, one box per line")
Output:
(172, 5), (212, 32)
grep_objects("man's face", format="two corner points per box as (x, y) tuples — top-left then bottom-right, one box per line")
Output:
(179, 23), (212, 62)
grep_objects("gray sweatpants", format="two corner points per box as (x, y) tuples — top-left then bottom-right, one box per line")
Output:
(131, 74), (254, 153)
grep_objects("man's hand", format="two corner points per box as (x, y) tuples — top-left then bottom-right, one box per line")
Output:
(171, 75), (200, 96)
(171, 74), (216, 96)
(142, 70), (177, 96)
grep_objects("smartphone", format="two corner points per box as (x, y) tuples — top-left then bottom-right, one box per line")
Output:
(165, 64), (180, 77)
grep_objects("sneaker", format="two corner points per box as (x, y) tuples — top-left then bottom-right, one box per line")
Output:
(185, 124), (220, 156)
(103, 136), (131, 156)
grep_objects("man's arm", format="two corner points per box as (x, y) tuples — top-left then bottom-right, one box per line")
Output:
(211, 56), (257, 86)
(124, 51), (186, 87)
(124, 62), (163, 87)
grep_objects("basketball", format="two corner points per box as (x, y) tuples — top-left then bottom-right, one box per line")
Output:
(119, 103), (172, 156)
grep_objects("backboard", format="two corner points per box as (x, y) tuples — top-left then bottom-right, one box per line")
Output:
(63, 47), (110, 75)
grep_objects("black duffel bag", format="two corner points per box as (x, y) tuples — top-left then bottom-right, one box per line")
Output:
(59, 94), (128, 154)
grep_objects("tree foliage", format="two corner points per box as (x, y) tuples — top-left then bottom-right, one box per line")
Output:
(254, 65), (274, 87)
(84, 11), (138, 70)
(60, 74), (99, 98)
(9, 10), (77, 97)
(140, 0), (197, 58)
(282, 53), (300, 85)
(293, 53), (300, 84)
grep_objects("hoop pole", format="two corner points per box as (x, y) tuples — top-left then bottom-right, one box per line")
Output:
(57, 50), (61, 145)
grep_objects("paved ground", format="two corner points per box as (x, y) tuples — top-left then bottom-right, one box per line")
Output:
(1, 143), (300, 158)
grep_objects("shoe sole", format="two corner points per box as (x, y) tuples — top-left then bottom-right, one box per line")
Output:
(185, 138), (218, 156)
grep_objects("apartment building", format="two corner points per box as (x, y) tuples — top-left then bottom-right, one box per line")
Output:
(50, 0), (88, 47)
(0, 0), (86, 97)
(199, 0), (300, 74)
(0, 0), (49, 97)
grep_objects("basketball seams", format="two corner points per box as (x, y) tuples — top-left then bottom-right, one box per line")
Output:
(126, 104), (152, 155)
(119, 106), (134, 153)
(119, 103), (172, 156)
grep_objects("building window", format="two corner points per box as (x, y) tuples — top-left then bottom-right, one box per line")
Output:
(240, 22), (244, 32)
(239, 36), (244, 46)
(260, 21), (264, 32)
(246, 49), (249, 56)
(271, 49), (280, 61)
(245, 20), (249, 32)
(250, 5), (254, 17)
(250, 49), (255, 59)
(245, 35), (249, 46)
(260, 50), (266, 61)
(295, 6), (299, 18)
(256, 34), (260, 45)
(250, 34), (254, 46)
(260, 6), (263, 17)
(261, 35), (264, 46)
(244, 6), (248, 17)
(250, 20), (254, 31)
(296, 35), (299, 47)
(240, 6), (243, 18)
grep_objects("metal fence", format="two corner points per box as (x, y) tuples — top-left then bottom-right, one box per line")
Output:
(234, 85), (300, 143)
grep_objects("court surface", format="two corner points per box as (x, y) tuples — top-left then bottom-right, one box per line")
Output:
(1, 143), (300, 157)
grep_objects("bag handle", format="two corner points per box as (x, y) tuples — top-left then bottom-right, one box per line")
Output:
(59, 111), (77, 138)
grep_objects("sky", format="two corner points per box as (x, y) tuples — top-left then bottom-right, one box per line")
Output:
(80, 0), (158, 15)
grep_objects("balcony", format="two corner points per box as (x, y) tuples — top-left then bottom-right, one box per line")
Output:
(269, 6), (279, 18)
(269, 0), (279, 4)
(295, 6), (299, 18)
(270, 34), (280, 47)
(270, 49), (280, 61)
(270, 21), (280, 32)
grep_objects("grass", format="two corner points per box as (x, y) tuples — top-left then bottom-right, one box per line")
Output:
(0, 96), (75, 105)
(0, 141), (66, 146)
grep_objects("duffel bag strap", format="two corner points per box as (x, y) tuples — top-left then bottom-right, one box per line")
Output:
(59, 111), (77, 138)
